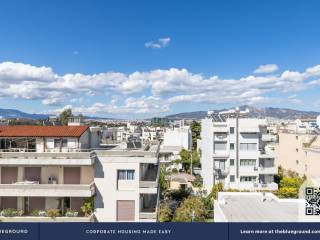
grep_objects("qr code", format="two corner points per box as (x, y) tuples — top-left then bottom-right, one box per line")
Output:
(305, 187), (320, 215)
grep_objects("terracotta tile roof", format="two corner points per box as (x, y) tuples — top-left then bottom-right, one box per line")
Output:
(0, 125), (89, 137)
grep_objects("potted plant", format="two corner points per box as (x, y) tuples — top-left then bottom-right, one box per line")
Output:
(80, 197), (94, 217)
(46, 209), (61, 219)
(65, 209), (78, 217)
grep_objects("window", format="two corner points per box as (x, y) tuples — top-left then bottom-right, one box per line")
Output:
(296, 135), (298, 140)
(230, 175), (235, 182)
(240, 159), (256, 166)
(230, 159), (235, 166)
(296, 148), (299, 152)
(54, 139), (68, 148)
(214, 142), (227, 151)
(127, 170), (135, 180)
(214, 160), (225, 170)
(240, 143), (257, 151)
(240, 176), (256, 182)
(296, 160), (299, 165)
(117, 170), (135, 180)
(230, 127), (235, 134)
(230, 143), (235, 150)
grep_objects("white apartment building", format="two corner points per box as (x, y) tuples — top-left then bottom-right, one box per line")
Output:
(163, 126), (192, 151)
(0, 125), (159, 222)
(94, 148), (159, 222)
(200, 110), (278, 192)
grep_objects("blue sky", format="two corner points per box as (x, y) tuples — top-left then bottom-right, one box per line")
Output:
(0, 0), (320, 118)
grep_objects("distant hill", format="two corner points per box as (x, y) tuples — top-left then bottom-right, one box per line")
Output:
(0, 108), (114, 121)
(0, 109), (51, 120)
(166, 105), (320, 120)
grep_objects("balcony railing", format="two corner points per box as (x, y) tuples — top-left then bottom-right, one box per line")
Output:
(214, 168), (229, 176)
(0, 182), (95, 197)
(0, 152), (95, 165)
(258, 166), (278, 175)
(0, 214), (94, 222)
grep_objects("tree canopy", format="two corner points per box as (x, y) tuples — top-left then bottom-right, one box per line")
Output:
(59, 108), (73, 125)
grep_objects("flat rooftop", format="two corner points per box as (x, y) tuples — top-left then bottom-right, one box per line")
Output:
(215, 192), (302, 222)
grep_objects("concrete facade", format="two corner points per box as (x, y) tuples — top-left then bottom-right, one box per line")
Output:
(200, 117), (278, 192)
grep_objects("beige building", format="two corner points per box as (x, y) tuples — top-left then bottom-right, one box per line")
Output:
(276, 131), (320, 178)
(0, 125), (160, 222)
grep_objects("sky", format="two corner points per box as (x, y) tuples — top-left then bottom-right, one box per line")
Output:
(1, 0), (320, 119)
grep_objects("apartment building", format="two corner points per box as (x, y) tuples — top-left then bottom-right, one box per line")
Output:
(94, 146), (159, 222)
(0, 125), (97, 222)
(163, 126), (192, 151)
(0, 125), (160, 222)
(276, 129), (320, 178)
(200, 109), (278, 192)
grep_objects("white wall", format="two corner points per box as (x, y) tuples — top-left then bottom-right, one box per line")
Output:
(94, 156), (142, 222)
(200, 119), (214, 192)
(163, 127), (191, 150)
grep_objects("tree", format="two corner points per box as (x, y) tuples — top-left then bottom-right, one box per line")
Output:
(168, 187), (192, 202)
(173, 196), (208, 222)
(279, 177), (303, 189)
(158, 203), (173, 222)
(208, 183), (224, 200)
(59, 108), (73, 125)
(81, 197), (94, 217)
(179, 149), (191, 172)
(179, 148), (200, 173)
(274, 165), (284, 184)
(274, 175), (304, 199)
(190, 121), (201, 150)
(159, 166), (169, 193)
(192, 175), (203, 188)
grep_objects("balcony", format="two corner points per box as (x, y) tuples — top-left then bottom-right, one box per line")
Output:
(258, 166), (278, 175)
(214, 168), (229, 176)
(212, 151), (229, 158)
(139, 194), (157, 222)
(261, 134), (277, 142)
(0, 152), (95, 166)
(139, 164), (158, 194)
(0, 182), (95, 197)
(214, 134), (228, 141)
(0, 214), (94, 222)
(228, 182), (278, 191)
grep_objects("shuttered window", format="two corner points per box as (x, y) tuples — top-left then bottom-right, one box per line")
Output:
(117, 200), (135, 221)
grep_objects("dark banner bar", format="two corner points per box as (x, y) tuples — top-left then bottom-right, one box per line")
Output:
(0, 223), (38, 240)
(40, 223), (228, 240)
(2, 223), (320, 240)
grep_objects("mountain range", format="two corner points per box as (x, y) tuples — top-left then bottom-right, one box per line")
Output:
(0, 108), (51, 120)
(0, 106), (319, 120)
(0, 109), (112, 121)
(166, 105), (320, 120)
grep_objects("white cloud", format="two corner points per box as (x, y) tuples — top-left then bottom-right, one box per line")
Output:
(145, 37), (171, 49)
(1, 61), (320, 116)
(254, 64), (279, 74)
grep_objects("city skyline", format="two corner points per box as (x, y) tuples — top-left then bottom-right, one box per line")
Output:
(1, 0), (320, 118)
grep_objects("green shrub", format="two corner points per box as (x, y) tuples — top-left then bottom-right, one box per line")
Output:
(274, 187), (299, 198)
(65, 209), (78, 217)
(46, 209), (61, 218)
(30, 209), (40, 216)
(81, 197), (94, 217)
(158, 203), (173, 222)
(173, 196), (208, 222)
(208, 183), (223, 200)
(0, 208), (23, 217)
(192, 175), (203, 188)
